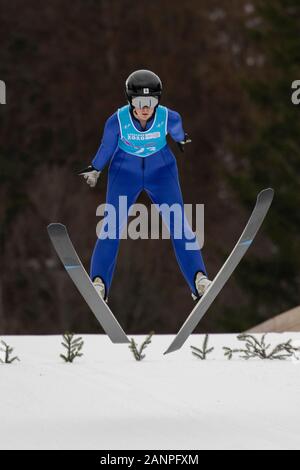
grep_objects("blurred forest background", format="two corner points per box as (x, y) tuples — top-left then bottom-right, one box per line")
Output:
(0, 0), (299, 334)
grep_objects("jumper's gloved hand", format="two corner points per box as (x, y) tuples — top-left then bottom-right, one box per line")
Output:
(78, 165), (101, 188)
(177, 133), (192, 153)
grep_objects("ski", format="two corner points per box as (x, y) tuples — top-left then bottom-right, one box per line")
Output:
(47, 223), (130, 344)
(164, 188), (274, 355)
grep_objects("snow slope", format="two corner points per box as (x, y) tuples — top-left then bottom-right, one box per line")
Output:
(0, 334), (300, 450)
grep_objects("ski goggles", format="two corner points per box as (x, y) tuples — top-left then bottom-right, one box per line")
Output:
(131, 96), (159, 109)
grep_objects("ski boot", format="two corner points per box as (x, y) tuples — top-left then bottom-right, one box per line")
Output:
(93, 277), (108, 303)
(191, 271), (212, 301)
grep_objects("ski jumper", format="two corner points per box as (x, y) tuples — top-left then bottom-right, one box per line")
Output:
(90, 105), (207, 297)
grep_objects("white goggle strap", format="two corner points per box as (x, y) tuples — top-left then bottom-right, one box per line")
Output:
(131, 96), (159, 109)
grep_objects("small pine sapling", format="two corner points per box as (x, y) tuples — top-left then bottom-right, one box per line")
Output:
(129, 331), (154, 361)
(0, 340), (20, 364)
(191, 334), (214, 360)
(60, 333), (84, 363)
(223, 334), (300, 361)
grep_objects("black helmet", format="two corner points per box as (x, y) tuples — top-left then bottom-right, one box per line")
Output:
(125, 69), (162, 106)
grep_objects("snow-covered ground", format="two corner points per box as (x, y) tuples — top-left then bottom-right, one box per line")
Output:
(1, 333), (300, 450)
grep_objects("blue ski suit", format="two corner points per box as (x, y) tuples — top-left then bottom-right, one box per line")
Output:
(90, 104), (207, 298)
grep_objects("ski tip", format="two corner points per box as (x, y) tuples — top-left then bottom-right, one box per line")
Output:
(47, 222), (66, 230)
(47, 223), (67, 235)
(258, 187), (275, 200)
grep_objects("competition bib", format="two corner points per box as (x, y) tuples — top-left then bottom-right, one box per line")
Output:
(117, 104), (168, 157)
